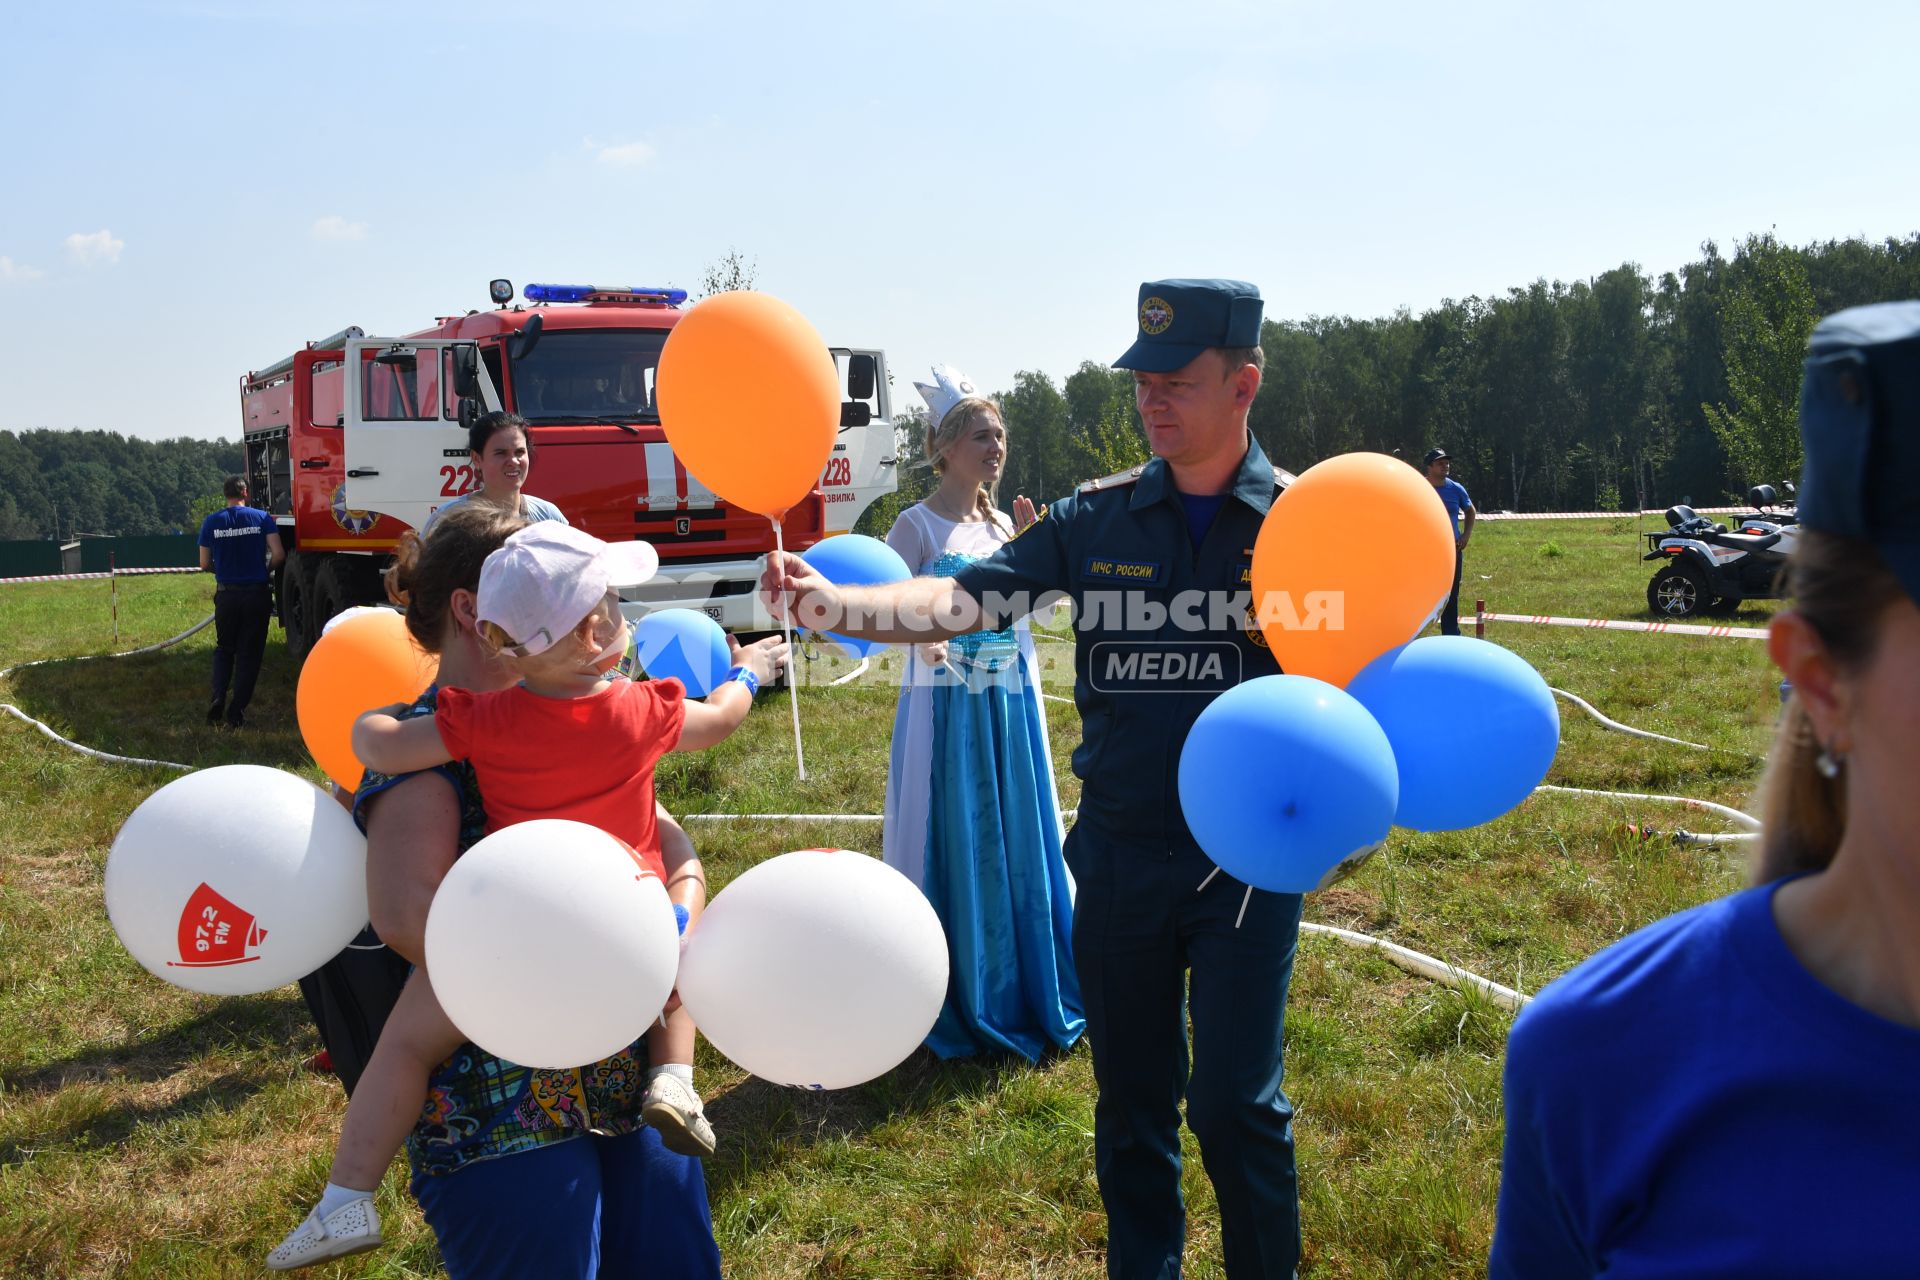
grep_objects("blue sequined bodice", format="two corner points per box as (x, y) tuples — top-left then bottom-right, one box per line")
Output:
(929, 550), (1019, 670)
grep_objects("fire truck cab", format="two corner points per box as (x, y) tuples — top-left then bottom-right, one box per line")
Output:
(241, 280), (897, 659)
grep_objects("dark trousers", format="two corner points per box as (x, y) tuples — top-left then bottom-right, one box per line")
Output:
(1066, 823), (1304, 1279)
(210, 583), (272, 720)
(1440, 545), (1465, 636)
(296, 927), (412, 1097)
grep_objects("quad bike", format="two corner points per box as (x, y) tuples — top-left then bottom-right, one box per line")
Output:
(1644, 501), (1797, 619)
(1729, 482), (1797, 534)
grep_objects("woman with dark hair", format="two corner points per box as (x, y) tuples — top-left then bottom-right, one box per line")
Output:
(274, 502), (763, 1276)
(1490, 302), (1920, 1277)
(421, 412), (565, 534)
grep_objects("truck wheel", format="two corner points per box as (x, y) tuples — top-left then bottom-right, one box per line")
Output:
(315, 560), (351, 636)
(1707, 595), (1743, 616)
(281, 551), (320, 663)
(1647, 563), (1708, 619)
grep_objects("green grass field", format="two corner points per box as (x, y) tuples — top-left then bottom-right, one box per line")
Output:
(0, 519), (1783, 1278)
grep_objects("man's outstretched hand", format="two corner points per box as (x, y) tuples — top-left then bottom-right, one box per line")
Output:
(758, 551), (835, 627)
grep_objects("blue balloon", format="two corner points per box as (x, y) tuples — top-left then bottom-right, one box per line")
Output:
(1345, 636), (1560, 832)
(632, 609), (731, 697)
(1178, 675), (1399, 894)
(799, 534), (912, 659)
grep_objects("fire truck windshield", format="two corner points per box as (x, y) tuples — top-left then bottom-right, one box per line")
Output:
(511, 330), (666, 424)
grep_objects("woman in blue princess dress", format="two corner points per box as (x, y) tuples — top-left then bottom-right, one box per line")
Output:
(881, 366), (1083, 1063)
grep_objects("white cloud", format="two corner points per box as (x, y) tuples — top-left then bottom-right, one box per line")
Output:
(585, 137), (656, 168)
(65, 229), (124, 266)
(1, 256), (45, 282)
(312, 215), (369, 242)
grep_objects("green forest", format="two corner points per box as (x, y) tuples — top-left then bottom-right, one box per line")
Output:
(949, 231), (1920, 520)
(6, 232), (1918, 542)
(0, 430), (242, 542)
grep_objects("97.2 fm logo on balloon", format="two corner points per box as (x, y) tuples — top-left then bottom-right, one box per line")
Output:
(169, 883), (269, 969)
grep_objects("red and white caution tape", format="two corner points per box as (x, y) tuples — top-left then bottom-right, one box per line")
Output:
(1477, 506), (1746, 522)
(0, 566), (202, 586)
(1480, 612), (1768, 640)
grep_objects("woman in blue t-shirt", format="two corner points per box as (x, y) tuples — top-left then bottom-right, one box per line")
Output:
(1491, 302), (1920, 1278)
(421, 411), (567, 536)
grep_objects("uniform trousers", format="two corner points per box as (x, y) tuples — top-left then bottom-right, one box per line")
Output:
(210, 582), (272, 720)
(1066, 821), (1304, 1279)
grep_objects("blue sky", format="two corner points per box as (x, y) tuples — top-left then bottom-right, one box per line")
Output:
(3, 0), (1917, 443)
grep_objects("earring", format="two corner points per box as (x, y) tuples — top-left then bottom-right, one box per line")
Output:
(1815, 745), (1844, 779)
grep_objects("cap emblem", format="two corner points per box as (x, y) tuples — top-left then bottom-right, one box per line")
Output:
(1140, 296), (1174, 336)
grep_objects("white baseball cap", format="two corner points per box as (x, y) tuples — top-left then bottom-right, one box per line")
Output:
(476, 523), (659, 657)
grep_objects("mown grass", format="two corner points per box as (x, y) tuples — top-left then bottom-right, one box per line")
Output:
(0, 521), (1782, 1277)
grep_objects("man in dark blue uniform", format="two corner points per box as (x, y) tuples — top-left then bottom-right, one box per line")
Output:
(763, 279), (1304, 1277)
(197, 475), (284, 728)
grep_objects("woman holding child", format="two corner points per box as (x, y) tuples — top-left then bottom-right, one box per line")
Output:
(272, 502), (786, 1277)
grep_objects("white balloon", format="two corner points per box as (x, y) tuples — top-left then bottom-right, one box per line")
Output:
(424, 819), (679, 1070)
(678, 849), (948, 1090)
(320, 604), (399, 637)
(104, 765), (369, 996)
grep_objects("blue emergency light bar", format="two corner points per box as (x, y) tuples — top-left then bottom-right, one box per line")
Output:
(523, 283), (689, 305)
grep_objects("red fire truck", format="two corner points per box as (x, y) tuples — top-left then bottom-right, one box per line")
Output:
(240, 279), (897, 658)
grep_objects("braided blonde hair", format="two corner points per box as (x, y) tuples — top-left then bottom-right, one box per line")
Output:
(926, 397), (1012, 535)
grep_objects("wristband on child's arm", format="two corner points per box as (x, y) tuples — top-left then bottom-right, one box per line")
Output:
(720, 665), (759, 698)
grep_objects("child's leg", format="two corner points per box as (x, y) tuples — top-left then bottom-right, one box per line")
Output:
(642, 1005), (713, 1158)
(270, 969), (464, 1270)
(328, 967), (464, 1192)
(650, 1004), (695, 1072)
(645, 813), (715, 1158)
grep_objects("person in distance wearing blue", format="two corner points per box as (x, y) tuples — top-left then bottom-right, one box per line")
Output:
(197, 474), (284, 728)
(1490, 301), (1920, 1277)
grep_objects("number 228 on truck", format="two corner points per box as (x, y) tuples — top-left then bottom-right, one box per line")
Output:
(238, 278), (898, 660)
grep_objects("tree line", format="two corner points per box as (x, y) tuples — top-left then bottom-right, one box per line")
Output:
(9, 233), (1917, 542)
(886, 232), (1920, 521)
(0, 429), (242, 542)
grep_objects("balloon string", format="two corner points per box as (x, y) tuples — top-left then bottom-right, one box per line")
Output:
(774, 520), (807, 780)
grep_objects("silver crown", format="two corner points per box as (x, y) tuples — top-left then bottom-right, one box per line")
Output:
(911, 363), (983, 431)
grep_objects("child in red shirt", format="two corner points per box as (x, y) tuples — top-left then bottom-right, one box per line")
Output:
(269, 523), (783, 1270)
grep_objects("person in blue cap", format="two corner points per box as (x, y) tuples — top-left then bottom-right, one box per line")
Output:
(1490, 300), (1920, 1277)
(1422, 447), (1475, 635)
(763, 278), (1305, 1277)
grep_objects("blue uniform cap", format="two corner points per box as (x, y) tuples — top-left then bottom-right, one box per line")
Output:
(1798, 300), (1920, 607)
(1114, 278), (1264, 373)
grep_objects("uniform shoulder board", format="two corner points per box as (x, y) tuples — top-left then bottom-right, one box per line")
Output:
(1273, 464), (1297, 492)
(1078, 464), (1146, 495)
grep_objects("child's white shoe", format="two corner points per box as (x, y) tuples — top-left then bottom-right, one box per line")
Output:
(265, 1196), (383, 1271)
(642, 1073), (717, 1159)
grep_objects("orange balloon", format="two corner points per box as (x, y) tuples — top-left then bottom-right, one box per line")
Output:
(296, 610), (440, 792)
(655, 291), (841, 521)
(1250, 452), (1456, 688)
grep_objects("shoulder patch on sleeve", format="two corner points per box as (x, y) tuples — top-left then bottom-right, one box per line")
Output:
(1078, 465), (1146, 495)
(1007, 503), (1048, 541)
